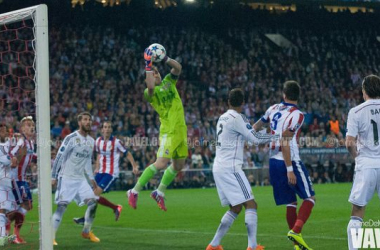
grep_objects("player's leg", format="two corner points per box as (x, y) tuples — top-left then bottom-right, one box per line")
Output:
(207, 204), (241, 250)
(127, 156), (170, 209)
(236, 169), (263, 250)
(75, 173), (121, 224)
(287, 202), (298, 229)
(52, 177), (79, 244)
(11, 181), (31, 244)
(347, 168), (376, 250)
(156, 137), (188, 196)
(287, 161), (315, 250)
(78, 180), (100, 243)
(243, 200), (265, 250)
(151, 138), (188, 211)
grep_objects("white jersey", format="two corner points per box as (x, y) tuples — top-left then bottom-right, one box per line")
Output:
(0, 140), (13, 188)
(261, 102), (304, 161)
(10, 136), (35, 181)
(95, 136), (127, 177)
(346, 99), (380, 170)
(213, 109), (275, 173)
(52, 131), (95, 180)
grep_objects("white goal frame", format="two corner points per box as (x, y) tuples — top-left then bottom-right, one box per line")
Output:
(0, 5), (51, 250)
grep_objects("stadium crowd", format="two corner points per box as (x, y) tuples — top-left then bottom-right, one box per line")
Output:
(3, 4), (377, 189)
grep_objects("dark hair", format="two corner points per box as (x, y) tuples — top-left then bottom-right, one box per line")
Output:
(283, 81), (300, 101)
(362, 75), (380, 98)
(228, 88), (245, 107)
(77, 112), (92, 122)
(101, 121), (112, 128)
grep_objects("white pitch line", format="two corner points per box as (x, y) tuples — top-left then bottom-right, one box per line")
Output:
(94, 226), (346, 241)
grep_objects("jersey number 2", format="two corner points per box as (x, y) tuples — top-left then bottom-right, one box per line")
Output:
(216, 124), (223, 146)
(371, 119), (379, 146)
(271, 112), (282, 131)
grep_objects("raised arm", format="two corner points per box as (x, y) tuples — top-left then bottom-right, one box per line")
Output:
(166, 57), (182, 76)
(253, 105), (273, 131)
(144, 47), (156, 96)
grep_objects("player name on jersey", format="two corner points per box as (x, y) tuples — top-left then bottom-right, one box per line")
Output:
(371, 108), (380, 115)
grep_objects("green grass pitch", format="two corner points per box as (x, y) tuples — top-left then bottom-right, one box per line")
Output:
(7, 183), (380, 249)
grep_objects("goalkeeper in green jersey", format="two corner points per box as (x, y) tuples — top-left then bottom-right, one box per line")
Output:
(127, 46), (188, 211)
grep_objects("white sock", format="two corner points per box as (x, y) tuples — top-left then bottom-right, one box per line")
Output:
(245, 208), (258, 249)
(17, 207), (28, 216)
(210, 211), (237, 247)
(52, 204), (67, 234)
(0, 214), (6, 237)
(83, 201), (97, 233)
(347, 216), (363, 250)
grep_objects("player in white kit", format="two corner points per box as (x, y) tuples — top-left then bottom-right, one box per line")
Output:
(73, 121), (138, 225)
(0, 124), (20, 246)
(206, 88), (278, 250)
(51, 112), (99, 245)
(346, 75), (380, 250)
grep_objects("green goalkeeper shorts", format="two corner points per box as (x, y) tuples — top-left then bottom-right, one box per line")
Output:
(157, 131), (188, 159)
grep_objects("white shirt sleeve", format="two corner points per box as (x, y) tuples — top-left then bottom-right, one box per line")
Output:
(51, 136), (73, 179)
(0, 155), (11, 166)
(10, 138), (24, 157)
(234, 114), (275, 144)
(346, 109), (358, 137)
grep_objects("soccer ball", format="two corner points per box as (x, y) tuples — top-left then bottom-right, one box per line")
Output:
(148, 43), (166, 62)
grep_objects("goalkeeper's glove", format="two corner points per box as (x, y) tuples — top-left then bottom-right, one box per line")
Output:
(144, 47), (153, 71)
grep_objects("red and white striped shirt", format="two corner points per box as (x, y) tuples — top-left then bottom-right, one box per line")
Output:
(10, 136), (35, 182)
(95, 136), (127, 177)
(261, 102), (304, 161)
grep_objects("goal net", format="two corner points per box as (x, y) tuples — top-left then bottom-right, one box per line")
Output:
(0, 5), (51, 249)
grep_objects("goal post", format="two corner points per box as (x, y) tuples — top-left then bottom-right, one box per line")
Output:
(0, 5), (52, 250)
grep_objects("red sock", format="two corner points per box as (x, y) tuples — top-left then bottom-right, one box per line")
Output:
(292, 199), (315, 233)
(98, 196), (118, 210)
(286, 204), (297, 229)
(5, 221), (10, 235)
(13, 212), (25, 237)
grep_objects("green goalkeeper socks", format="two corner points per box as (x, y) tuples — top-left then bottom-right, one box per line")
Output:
(134, 164), (158, 192)
(158, 165), (178, 194)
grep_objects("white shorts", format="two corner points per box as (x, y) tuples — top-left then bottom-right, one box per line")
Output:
(55, 177), (96, 206)
(213, 170), (254, 207)
(0, 185), (17, 212)
(349, 168), (380, 207)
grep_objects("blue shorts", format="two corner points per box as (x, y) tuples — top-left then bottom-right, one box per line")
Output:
(269, 159), (315, 205)
(95, 173), (116, 193)
(13, 181), (32, 204)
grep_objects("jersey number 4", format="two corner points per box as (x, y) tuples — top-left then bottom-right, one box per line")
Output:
(371, 119), (379, 146)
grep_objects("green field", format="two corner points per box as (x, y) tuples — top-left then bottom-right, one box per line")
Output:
(7, 183), (380, 250)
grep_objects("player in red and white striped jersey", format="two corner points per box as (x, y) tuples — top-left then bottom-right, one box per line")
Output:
(74, 121), (138, 225)
(254, 81), (315, 250)
(7, 116), (36, 244)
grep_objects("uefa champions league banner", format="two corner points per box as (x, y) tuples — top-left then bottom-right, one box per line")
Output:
(299, 147), (349, 155)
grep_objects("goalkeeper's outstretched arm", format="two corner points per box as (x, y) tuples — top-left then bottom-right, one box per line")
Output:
(165, 57), (182, 76)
